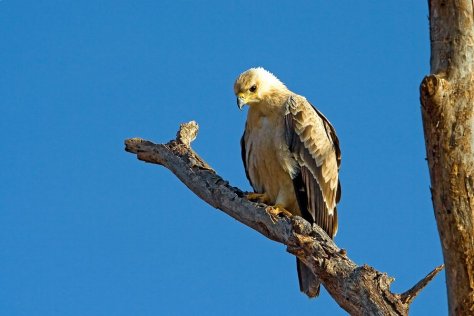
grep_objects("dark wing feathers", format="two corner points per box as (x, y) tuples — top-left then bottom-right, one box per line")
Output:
(314, 107), (342, 206)
(240, 128), (256, 192)
(285, 95), (341, 238)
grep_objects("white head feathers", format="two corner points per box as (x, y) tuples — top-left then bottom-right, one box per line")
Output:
(234, 67), (288, 97)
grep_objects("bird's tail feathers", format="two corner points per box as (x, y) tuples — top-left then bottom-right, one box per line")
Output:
(297, 258), (320, 298)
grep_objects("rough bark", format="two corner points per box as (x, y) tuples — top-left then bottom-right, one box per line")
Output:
(125, 121), (442, 315)
(421, 1), (474, 314)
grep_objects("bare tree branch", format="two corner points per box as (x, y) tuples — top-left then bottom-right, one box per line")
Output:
(125, 121), (442, 316)
(400, 264), (444, 305)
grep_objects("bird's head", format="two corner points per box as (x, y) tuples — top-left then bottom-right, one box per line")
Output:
(233, 67), (287, 110)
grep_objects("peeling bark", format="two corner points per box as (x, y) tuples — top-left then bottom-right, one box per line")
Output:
(125, 121), (442, 315)
(421, 1), (474, 314)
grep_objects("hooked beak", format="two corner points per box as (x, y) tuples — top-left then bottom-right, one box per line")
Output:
(237, 96), (246, 110)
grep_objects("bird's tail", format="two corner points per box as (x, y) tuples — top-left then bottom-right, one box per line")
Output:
(297, 258), (320, 298)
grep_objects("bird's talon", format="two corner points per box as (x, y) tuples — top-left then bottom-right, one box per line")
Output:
(265, 206), (279, 223)
(265, 204), (293, 223)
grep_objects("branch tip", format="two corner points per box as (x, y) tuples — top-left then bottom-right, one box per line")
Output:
(400, 264), (444, 305)
(176, 121), (199, 146)
(124, 138), (154, 154)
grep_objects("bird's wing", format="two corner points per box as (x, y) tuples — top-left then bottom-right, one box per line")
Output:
(285, 95), (341, 237)
(240, 125), (255, 191)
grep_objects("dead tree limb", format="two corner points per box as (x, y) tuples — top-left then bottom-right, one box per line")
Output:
(125, 121), (443, 316)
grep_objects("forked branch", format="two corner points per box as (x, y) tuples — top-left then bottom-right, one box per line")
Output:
(125, 121), (443, 316)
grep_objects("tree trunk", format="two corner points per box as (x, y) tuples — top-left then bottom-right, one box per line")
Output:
(421, 1), (474, 314)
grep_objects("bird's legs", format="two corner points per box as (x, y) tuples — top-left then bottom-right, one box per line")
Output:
(246, 193), (292, 222)
(246, 192), (271, 204)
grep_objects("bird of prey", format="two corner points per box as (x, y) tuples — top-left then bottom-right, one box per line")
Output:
(234, 67), (341, 298)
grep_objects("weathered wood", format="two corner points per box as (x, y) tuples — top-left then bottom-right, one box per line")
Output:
(125, 121), (442, 315)
(422, 1), (474, 314)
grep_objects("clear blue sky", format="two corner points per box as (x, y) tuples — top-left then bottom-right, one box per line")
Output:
(1, 1), (446, 315)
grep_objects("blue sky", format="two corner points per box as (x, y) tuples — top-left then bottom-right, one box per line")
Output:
(1, 1), (446, 315)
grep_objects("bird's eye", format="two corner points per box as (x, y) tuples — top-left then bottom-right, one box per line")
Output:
(249, 85), (257, 92)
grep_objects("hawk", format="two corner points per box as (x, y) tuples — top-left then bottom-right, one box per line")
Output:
(234, 67), (341, 297)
